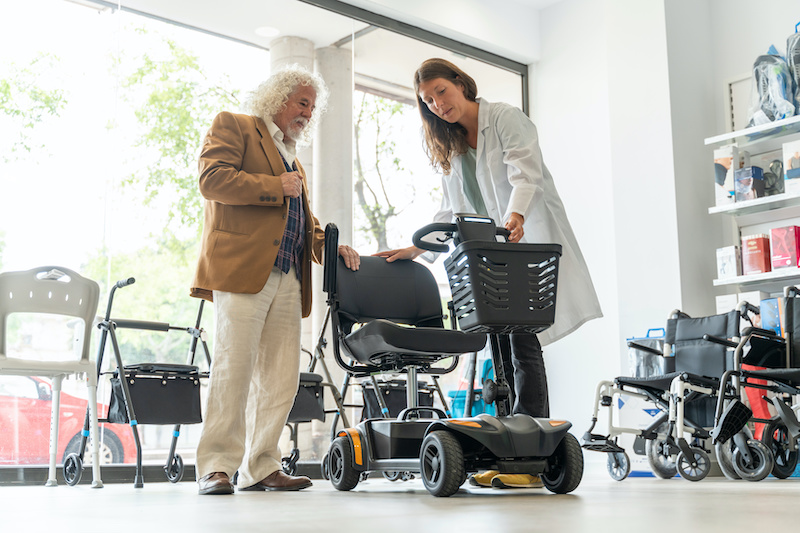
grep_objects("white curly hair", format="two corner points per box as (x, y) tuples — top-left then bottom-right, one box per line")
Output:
(242, 64), (329, 147)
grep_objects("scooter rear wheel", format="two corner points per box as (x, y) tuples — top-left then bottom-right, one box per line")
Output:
(542, 433), (583, 494)
(328, 437), (360, 491)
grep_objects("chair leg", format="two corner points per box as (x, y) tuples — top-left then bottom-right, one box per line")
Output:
(46, 375), (64, 487)
(87, 377), (104, 488)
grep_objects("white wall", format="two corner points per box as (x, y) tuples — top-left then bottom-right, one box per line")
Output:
(534, 0), (619, 433)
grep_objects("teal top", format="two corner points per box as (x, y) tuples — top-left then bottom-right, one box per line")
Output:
(461, 147), (488, 216)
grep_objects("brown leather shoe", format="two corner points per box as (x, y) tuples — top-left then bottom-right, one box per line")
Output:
(198, 472), (234, 495)
(240, 470), (312, 491)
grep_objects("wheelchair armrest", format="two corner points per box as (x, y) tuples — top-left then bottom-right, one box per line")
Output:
(626, 340), (663, 356)
(702, 334), (738, 348)
(741, 326), (783, 339)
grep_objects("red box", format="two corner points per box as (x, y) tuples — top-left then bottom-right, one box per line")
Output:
(741, 234), (771, 275)
(770, 226), (800, 269)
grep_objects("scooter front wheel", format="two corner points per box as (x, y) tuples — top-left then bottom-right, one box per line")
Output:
(542, 433), (583, 494)
(420, 430), (465, 497)
(63, 453), (83, 486)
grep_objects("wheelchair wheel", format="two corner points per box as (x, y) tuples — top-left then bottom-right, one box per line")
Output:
(420, 430), (465, 498)
(645, 427), (678, 479)
(165, 454), (184, 483)
(328, 437), (360, 491)
(761, 418), (798, 479)
(676, 446), (710, 482)
(63, 453), (83, 486)
(714, 440), (741, 480)
(542, 433), (583, 494)
(606, 451), (630, 481)
(732, 438), (773, 482)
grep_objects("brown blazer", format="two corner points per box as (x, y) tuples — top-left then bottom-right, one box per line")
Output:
(190, 111), (325, 318)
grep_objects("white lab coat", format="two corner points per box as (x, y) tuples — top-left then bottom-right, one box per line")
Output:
(433, 99), (602, 346)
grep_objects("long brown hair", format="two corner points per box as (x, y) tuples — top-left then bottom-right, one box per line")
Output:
(414, 58), (478, 174)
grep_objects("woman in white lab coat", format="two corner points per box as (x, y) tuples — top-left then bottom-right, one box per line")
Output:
(376, 60), (601, 486)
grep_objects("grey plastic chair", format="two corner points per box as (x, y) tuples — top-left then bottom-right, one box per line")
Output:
(0, 266), (103, 487)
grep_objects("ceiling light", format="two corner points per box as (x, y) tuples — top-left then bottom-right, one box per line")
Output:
(255, 26), (280, 38)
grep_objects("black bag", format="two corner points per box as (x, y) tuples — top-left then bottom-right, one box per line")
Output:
(287, 372), (325, 423)
(361, 379), (434, 420)
(107, 364), (203, 425)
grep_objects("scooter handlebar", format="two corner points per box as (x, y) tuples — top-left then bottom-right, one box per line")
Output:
(412, 223), (456, 252)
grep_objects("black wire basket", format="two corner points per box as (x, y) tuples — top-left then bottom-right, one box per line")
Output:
(444, 241), (562, 334)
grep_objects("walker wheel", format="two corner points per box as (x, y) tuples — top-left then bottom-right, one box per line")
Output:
(63, 453), (83, 486)
(676, 446), (710, 482)
(606, 451), (630, 481)
(165, 454), (184, 483)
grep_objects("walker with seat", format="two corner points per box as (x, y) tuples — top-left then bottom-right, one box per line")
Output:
(324, 214), (583, 497)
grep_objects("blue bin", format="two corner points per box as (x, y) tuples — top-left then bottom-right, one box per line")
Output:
(448, 389), (495, 417)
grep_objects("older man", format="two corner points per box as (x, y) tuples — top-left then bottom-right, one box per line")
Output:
(192, 65), (359, 495)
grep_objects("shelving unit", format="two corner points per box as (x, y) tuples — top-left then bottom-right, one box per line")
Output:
(707, 117), (800, 291)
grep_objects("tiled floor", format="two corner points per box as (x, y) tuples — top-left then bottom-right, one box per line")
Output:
(4, 458), (798, 532)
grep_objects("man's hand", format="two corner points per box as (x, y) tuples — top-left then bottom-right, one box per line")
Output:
(505, 213), (525, 243)
(281, 171), (303, 198)
(338, 245), (360, 271)
(372, 246), (424, 263)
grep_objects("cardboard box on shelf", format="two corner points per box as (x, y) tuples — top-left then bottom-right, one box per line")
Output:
(716, 293), (739, 314)
(713, 144), (745, 206)
(734, 166), (765, 201)
(770, 226), (800, 269)
(741, 234), (771, 275)
(783, 139), (800, 194)
(737, 290), (770, 308)
(716, 245), (742, 279)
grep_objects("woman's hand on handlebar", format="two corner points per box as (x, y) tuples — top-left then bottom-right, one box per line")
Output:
(505, 213), (524, 243)
(372, 246), (424, 263)
(338, 245), (360, 271)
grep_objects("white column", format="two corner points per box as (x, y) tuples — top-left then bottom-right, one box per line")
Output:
(270, 36), (316, 184)
(311, 46), (353, 339)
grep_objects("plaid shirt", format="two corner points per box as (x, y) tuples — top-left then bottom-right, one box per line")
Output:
(274, 156), (305, 280)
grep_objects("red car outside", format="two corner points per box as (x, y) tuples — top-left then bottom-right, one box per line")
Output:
(0, 375), (137, 465)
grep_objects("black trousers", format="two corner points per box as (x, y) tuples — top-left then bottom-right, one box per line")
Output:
(499, 333), (550, 418)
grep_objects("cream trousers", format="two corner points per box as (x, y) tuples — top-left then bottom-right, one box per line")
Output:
(196, 266), (301, 488)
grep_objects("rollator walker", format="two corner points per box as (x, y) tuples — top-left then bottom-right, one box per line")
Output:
(325, 215), (583, 497)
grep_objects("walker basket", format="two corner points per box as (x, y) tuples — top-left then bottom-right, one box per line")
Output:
(107, 364), (203, 425)
(444, 241), (562, 334)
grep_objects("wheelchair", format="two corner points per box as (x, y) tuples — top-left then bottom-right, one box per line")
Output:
(324, 214), (583, 497)
(710, 287), (800, 481)
(582, 305), (755, 481)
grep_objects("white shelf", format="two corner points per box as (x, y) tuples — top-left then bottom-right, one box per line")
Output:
(709, 192), (800, 217)
(714, 267), (800, 288)
(704, 114), (800, 154)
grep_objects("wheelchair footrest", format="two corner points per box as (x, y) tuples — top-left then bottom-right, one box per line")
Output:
(710, 399), (751, 444)
(581, 433), (625, 453)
